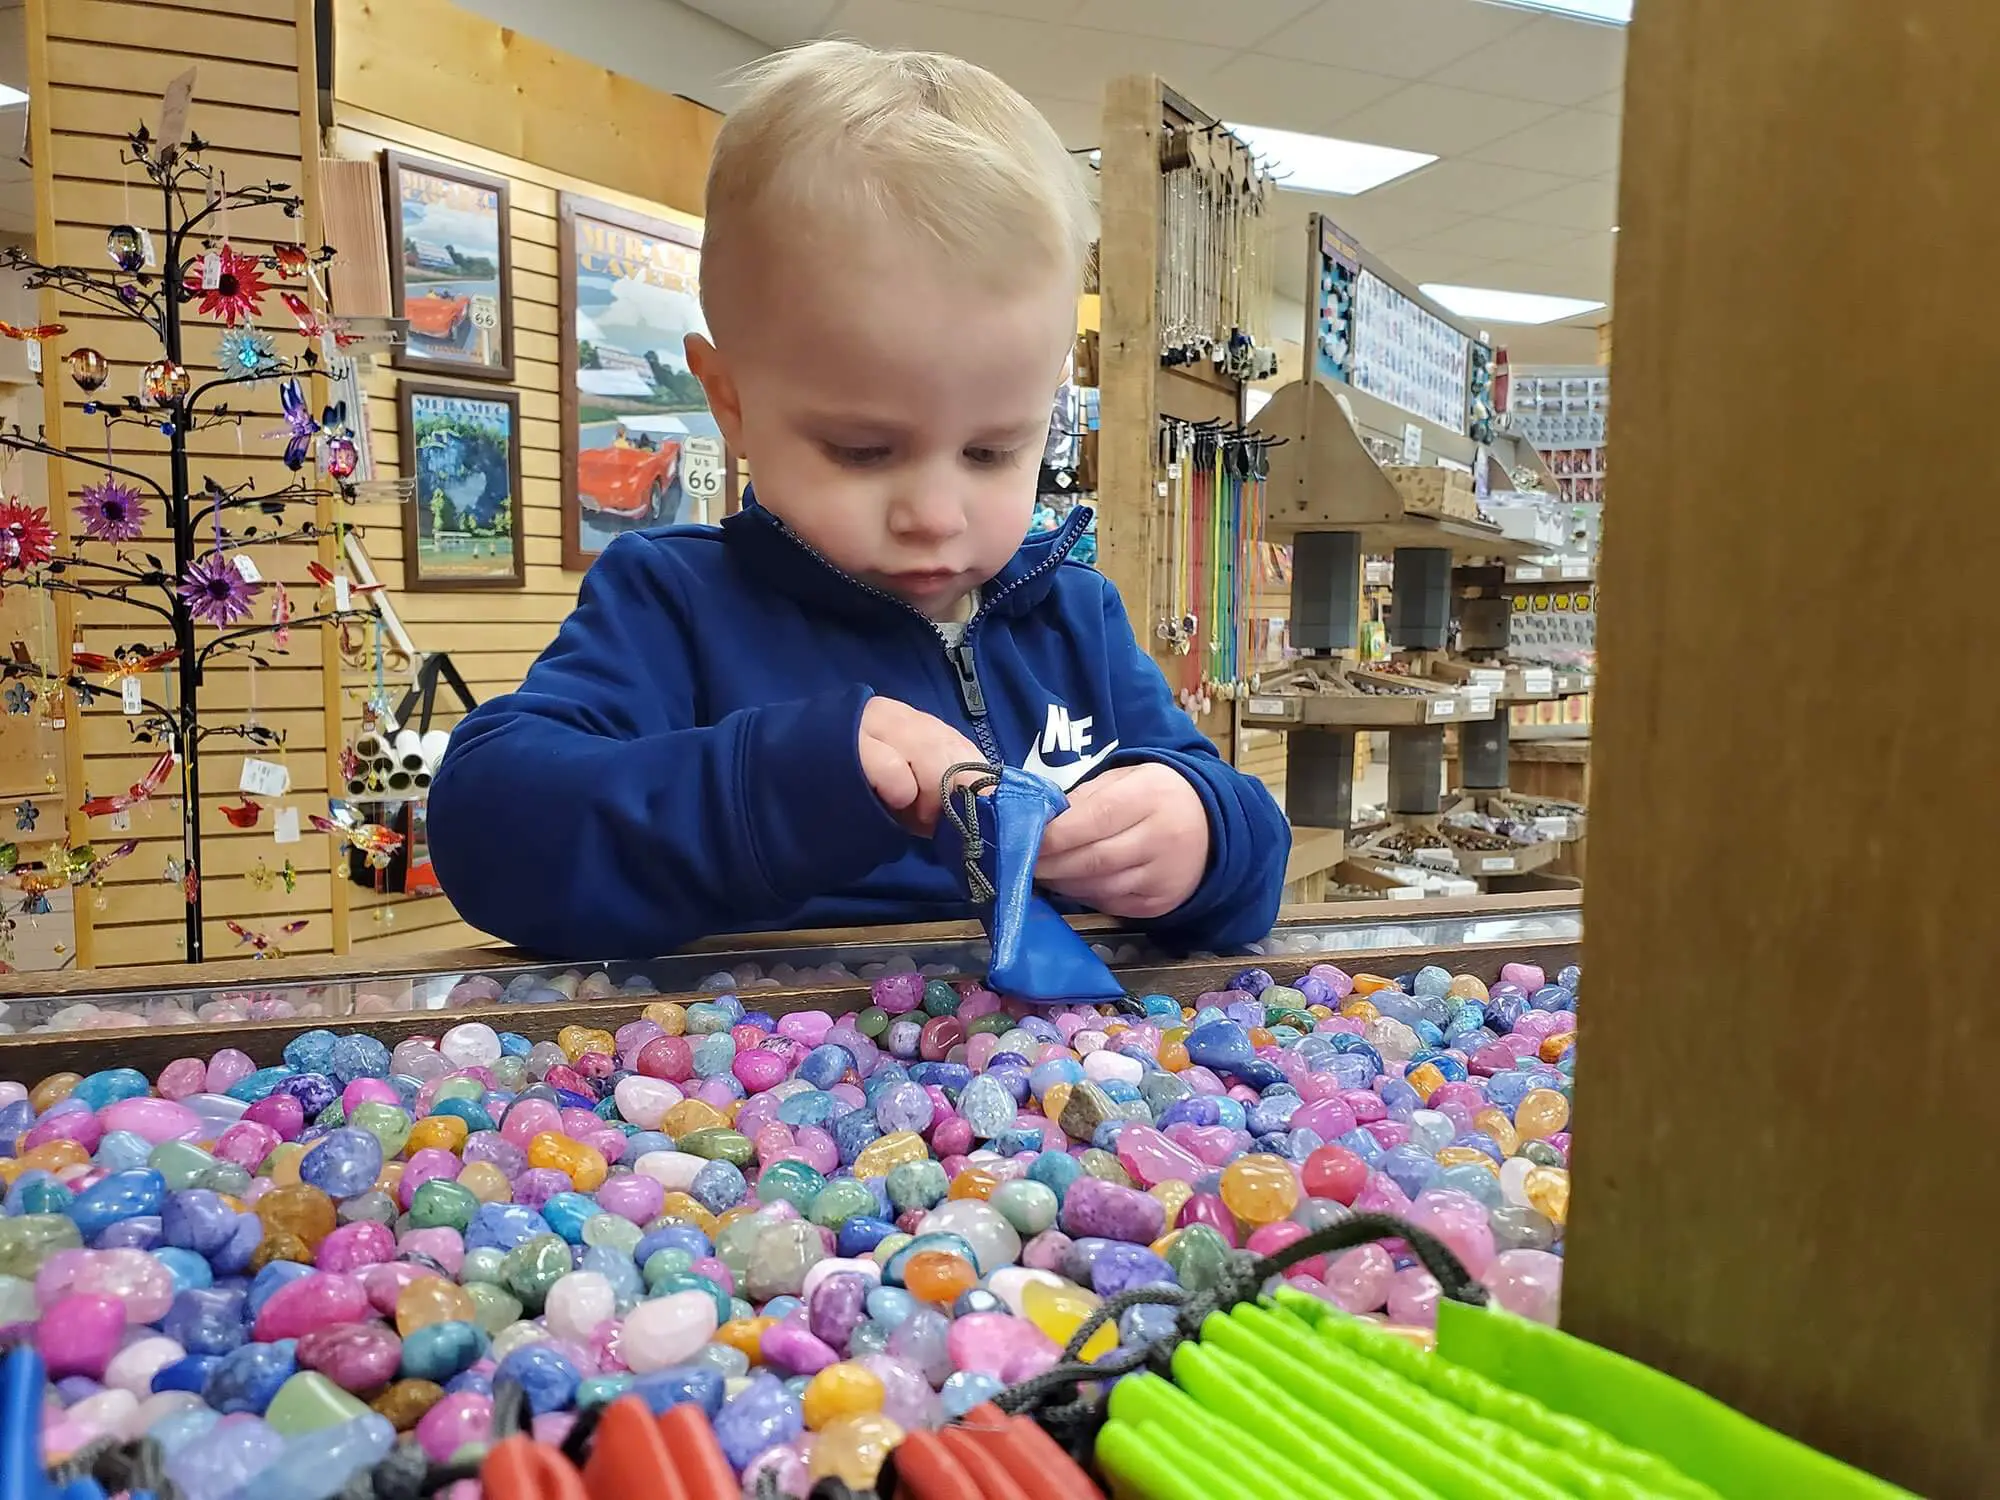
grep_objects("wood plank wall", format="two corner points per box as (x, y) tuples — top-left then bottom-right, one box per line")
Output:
(328, 109), (709, 955)
(30, 0), (348, 968)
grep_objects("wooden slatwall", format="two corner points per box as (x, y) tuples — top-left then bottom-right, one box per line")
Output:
(30, 0), (347, 967)
(329, 110), (709, 955)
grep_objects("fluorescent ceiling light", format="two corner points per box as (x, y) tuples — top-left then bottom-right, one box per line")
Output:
(1475, 0), (1632, 22)
(0, 86), (27, 109)
(1420, 283), (1606, 325)
(1224, 122), (1436, 196)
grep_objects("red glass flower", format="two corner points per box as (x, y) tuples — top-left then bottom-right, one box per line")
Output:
(185, 247), (269, 327)
(0, 500), (56, 571)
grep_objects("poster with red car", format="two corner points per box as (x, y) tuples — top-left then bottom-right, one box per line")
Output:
(558, 196), (732, 571)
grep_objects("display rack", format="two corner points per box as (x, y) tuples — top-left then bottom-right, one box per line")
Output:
(1243, 218), (1589, 892)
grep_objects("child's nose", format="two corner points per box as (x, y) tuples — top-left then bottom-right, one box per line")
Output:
(886, 482), (969, 543)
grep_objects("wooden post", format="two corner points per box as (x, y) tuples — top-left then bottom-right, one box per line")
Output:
(1566, 3), (2000, 1494)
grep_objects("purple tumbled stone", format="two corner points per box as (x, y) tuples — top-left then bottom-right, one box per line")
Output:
(1057, 1176), (1166, 1245)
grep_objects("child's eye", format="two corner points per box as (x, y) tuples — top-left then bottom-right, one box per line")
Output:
(963, 446), (1020, 468)
(824, 443), (892, 468)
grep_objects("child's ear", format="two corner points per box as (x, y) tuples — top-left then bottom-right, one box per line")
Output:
(685, 334), (745, 456)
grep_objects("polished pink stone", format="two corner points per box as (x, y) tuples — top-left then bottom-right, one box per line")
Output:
(1323, 1244), (1395, 1314)
(205, 1049), (256, 1092)
(415, 1392), (493, 1463)
(946, 1312), (1059, 1383)
(254, 1272), (369, 1340)
(1386, 1265), (1442, 1327)
(398, 1149), (463, 1208)
(24, 1112), (102, 1154)
(1175, 1193), (1239, 1247)
(298, 1321), (403, 1392)
(1290, 1099), (1358, 1141)
(1351, 1171), (1414, 1220)
(400, 1227), (465, 1276)
(101, 1097), (204, 1145)
(37, 1294), (125, 1378)
(595, 1173), (664, 1225)
(341, 1079), (399, 1113)
(1113, 1125), (1204, 1188)
(156, 1058), (208, 1101)
(1483, 1248), (1563, 1324)
(930, 1117), (973, 1158)
(243, 1095), (305, 1142)
(214, 1120), (280, 1169)
(500, 1101), (560, 1148)
(776, 1010), (834, 1046)
(1342, 1089), (1387, 1125)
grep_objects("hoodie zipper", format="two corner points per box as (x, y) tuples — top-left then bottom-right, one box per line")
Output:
(758, 509), (1089, 769)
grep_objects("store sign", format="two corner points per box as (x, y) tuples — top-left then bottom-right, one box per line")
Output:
(1401, 423), (1424, 464)
(469, 296), (500, 331)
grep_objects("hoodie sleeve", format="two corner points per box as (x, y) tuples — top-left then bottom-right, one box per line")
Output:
(1090, 572), (1292, 952)
(425, 534), (913, 958)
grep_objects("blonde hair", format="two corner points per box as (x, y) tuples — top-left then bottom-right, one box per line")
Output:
(701, 40), (1095, 313)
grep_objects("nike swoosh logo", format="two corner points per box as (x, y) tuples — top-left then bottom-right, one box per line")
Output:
(1021, 738), (1121, 792)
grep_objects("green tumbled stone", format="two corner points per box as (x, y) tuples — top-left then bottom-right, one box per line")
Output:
(967, 1013), (1016, 1038)
(1520, 1139), (1565, 1168)
(989, 1179), (1058, 1237)
(409, 1180), (479, 1233)
(149, 1140), (217, 1191)
(1058, 1082), (1119, 1143)
(348, 1102), (413, 1158)
(684, 1003), (733, 1035)
(1076, 1148), (1131, 1187)
(755, 1160), (826, 1212)
(0, 1215), (80, 1278)
(920, 981), (961, 1017)
(459, 1247), (507, 1286)
(885, 1160), (948, 1214)
(464, 1281), (523, 1335)
(500, 1233), (571, 1311)
(265, 1371), (368, 1436)
(807, 1178), (877, 1230)
(853, 1007), (891, 1039)
(582, 1214), (642, 1256)
(1165, 1222), (1233, 1295)
(642, 1248), (695, 1288)
(196, 1161), (252, 1196)
(679, 1128), (755, 1167)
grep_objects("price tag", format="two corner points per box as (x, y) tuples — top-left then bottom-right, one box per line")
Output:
(333, 575), (351, 611)
(1425, 697), (1456, 721)
(1386, 883), (1426, 901)
(24, 341), (40, 375)
(1462, 688), (1494, 716)
(1535, 816), (1576, 840)
(273, 806), (301, 844)
(1401, 423), (1424, 464)
(1514, 565), (1544, 581)
(200, 252), (223, 290)
(469, 295), (499, 330)
(137, 228), (157, 268)
(1245, 696), (1299, 721)
(239, 758), (290, 797)
(231, 554), (262, 584)
(1167, 462), (1182, 480)
(122, 678), (143, 715)
(1480, 854), (1518, 873)
(1155, 481), (1169, 497)
(110, 809), (131, 832)
(680, 435), (725, 505)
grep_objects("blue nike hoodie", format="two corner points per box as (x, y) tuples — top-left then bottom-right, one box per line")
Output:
(426, 496), (1290, 960)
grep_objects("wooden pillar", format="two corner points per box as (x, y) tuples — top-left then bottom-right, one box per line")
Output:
(1566, 3), (2000, 1495)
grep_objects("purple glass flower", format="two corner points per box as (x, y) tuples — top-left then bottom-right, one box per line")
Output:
(76, 478), (149, 543)
(178, 553), (260, 626)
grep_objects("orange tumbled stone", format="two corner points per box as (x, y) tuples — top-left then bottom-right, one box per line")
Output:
(716, 1316), (773, 1362)
(255, 1183), (337, 1249)
(528, 1131), (607, 1192)
(407, 1116), (468, 1155)
(903, 1250), (978, 1305)
(948, 1168), (1001, 1202)
(1218, 1154), (1300, 1227)
(397, 1276), (478, 1335)
(249, 1230), (312, 1269)
(457, 1161), (510, 1203)
(662, 1100), (727, 1137)
(16, 1141), (88, 1175)
(1350, 974), (1395, 996)
(1406, 1063), (1447, 1102)
(29, 1073), (80, 1110)
(1434, 1147), (1500, 1175)
(1473, 1108), (1520, 1157)
(1538, 1034), (1575, 1064)
(653, 1194), (719, 1237)
(1340, 999), (1380, 1023)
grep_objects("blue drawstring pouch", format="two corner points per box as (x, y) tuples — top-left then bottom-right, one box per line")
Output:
(935, 763), (1126, 1004)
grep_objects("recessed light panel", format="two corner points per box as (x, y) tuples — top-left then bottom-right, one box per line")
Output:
(1224, 122), (1437, 196)
(1419, 283), (1607, 325)
(1475, 0), (1633, 22)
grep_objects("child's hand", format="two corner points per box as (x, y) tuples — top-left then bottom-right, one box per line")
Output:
(1036, 763), (1209, 919)
(858, 696), (987, 834)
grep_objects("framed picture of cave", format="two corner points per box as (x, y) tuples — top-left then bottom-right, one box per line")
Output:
(559, 194), (737, 572)
(382, 150), (515, 382)
(399, 383), (526, 592)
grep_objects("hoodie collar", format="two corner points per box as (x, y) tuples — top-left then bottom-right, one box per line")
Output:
(720, 487), (1091, 624)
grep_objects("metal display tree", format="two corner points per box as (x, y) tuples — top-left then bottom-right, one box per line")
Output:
(0, 124), (377, 962)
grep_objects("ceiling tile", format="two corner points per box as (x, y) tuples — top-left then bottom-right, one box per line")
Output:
(1466, 108), (1622, 177)
(1028, 94), (1104, 149)
(1326, 81), (1563, 156)
(1426, 16), (1627, 108)
(1399, 216), (1589, 262)
(1306, 194), (1471, 251)
(1581, 87), (1622, 115)
(1474, 256), (1612, 303)
(1253, 0), (1536, 81)
(1069, 0), (1318, 48)
(683, 0), (844, 46)
(1356, 158), (1576, 219)
(887, 0), (1087, 18)
(1517, 229), (1616, 275)
(1200, 55), (1407, 135)
(1490, 175), (1620, 230)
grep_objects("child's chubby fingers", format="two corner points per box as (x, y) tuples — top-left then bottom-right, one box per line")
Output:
(1036, 823), (1150, 884)
(858, 728), (922, 825)
(858, 695), (985, 833)
(1038, 767), (1151, 858)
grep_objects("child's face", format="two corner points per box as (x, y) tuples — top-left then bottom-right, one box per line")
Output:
(690, 231), (1075, 620)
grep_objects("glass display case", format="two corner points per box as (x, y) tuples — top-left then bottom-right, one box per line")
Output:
(0, 895), (1580, 1076)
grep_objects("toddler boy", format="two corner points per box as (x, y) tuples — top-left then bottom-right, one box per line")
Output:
(428, 41), (1290, 959)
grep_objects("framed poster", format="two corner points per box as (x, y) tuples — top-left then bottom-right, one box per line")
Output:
(398, 383), (525, 591)
(558, 194), (736, 572)
(382, 150), (514, 382)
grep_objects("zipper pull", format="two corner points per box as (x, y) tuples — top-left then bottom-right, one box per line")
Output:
(950, 643), (987, 717)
